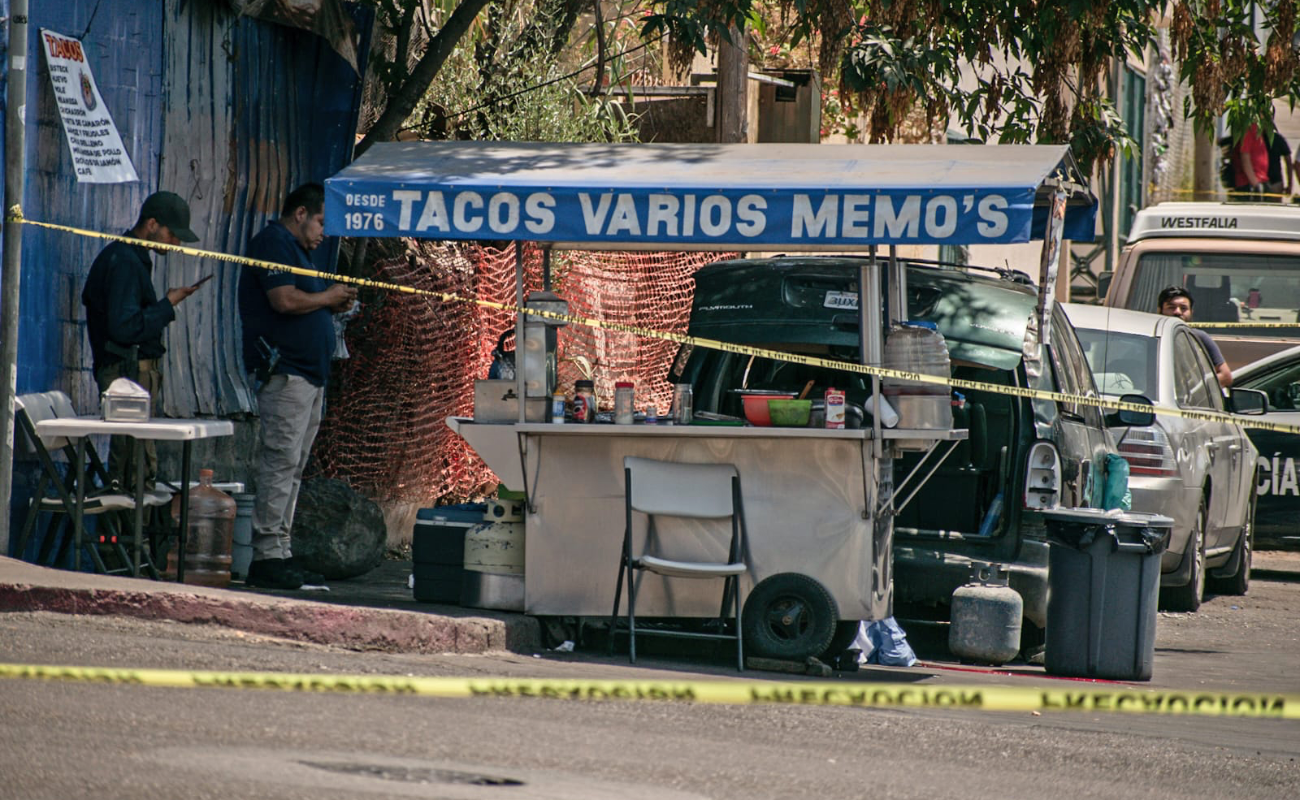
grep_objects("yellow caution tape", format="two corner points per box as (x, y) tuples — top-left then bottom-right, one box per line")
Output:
(12, 212), (1300, 435)
(0, 663), (1295, 718)
(1189, 321), (1300, 329)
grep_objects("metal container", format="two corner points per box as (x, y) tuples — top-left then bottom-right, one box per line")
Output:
(460, 572), (524, 612)
(949, 562), (1023, 666)
(474, 379), (547, 422)
(522, 291), (568, 398)
(672, 384), (693, 424)
(461, 519), (526, 611)
(102, 393), (151, 422)
(882, 322), (952, 430)
(463, 521), (524, 575)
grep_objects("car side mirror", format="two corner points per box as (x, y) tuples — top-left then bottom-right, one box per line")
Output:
(1228, 387), (1268, 415)
(1109, 393), (1155, 427)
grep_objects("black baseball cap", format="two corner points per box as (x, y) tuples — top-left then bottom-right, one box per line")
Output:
(140, 191), (199, 242)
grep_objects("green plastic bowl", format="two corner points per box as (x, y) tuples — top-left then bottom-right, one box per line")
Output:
(767, 399), (812, 427)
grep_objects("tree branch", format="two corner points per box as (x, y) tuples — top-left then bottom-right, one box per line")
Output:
(357, 0), (495, 156)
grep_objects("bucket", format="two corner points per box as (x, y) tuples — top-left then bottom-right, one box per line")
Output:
(882, 321), (952, 430)
(461, 520), (525, 611)
(230, 492), (255, 581)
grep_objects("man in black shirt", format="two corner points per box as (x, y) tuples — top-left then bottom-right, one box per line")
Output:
(82, 191), (202, 490)
(1157, 286), (1232, 388)
(239, 183), (356, 590)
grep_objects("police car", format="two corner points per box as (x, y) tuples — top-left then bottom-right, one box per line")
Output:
(1234, 344), (1300, 550)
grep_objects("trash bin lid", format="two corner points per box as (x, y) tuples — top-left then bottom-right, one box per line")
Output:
(1040, 507), (1120, 524)
(1042, 507), (1173, 553)
(1109, 511), (1174, 529)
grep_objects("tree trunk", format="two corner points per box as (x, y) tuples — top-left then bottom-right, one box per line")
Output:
(716, 24), (747, 143)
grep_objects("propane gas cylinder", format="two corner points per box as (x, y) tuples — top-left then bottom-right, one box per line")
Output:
(949, 562), (1023, 666)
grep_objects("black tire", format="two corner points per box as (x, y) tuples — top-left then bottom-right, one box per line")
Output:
(1210, 495), (1253, 597)
(822, 620), (862, 659)
(742, 573), (838, 660)
(1161, 496), (1206, 612)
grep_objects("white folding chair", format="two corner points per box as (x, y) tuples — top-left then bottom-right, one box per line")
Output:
(609, 456), (748, 670)
(13, 392), (166, 576)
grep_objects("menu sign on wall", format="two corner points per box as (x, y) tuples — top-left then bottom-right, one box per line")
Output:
(40, 29), (139, 184)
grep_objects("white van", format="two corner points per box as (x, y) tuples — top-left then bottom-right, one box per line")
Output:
(1103, 201), (1300, 368)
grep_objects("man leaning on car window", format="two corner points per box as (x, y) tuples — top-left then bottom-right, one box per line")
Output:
(1158, 286), (1233, 388)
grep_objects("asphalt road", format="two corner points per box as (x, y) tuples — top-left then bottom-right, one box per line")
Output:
(1, 555), (1298, 800)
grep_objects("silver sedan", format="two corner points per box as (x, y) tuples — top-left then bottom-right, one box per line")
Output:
(1062, 304), (1259, 611)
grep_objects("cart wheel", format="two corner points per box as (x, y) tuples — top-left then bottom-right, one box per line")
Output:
(822, 620), (862, 659)
(743, 573), (838, 660)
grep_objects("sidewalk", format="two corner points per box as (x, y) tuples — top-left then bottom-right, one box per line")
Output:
(0, 555), (540, 655)
(4, 551), (1295, 661)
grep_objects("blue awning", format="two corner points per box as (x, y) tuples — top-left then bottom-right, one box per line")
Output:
(324, 142), (1097, 250)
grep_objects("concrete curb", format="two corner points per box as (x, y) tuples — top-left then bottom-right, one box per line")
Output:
(0, 558), (540, 655)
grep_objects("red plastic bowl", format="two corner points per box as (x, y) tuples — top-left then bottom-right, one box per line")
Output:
(741, 392), (794, 426)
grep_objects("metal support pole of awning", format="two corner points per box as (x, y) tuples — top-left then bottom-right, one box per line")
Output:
(515, 240), (526, 425)
(886, 438), (963, 517)
(862, 246), (883, 447)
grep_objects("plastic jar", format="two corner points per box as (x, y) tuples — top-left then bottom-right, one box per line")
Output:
(167, 468), (236, 587)
(614, 381), (634, 424)
(572, 380), (596, 423)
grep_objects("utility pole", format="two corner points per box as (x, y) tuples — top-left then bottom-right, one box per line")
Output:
(715, 24), (747, 143)
(0, 2), (29, 554)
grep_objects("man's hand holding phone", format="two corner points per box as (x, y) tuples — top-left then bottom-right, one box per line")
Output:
(166, 274), (213, 306)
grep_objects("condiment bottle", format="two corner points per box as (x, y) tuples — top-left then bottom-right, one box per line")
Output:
(573, 380), (596, 423)
(551, 391), (566, 423)
(824, 387), (846, 429)
(614, 381), (634, 425)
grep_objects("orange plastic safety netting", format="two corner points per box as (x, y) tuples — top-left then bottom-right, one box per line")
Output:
(313, 241), (732, 503)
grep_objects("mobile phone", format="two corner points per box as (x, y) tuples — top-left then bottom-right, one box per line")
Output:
(191, 274), (214, 289)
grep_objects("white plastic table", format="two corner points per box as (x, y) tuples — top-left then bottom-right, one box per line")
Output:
(33, 417), (234, 579)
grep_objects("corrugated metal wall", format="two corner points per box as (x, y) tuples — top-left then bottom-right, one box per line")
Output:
(2, 0), (371, 417)
(160, 0), (372, 417)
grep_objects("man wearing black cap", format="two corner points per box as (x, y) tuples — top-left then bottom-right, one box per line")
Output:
(82, 190), (204, 491)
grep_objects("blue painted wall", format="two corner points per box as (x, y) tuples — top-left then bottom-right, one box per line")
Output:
(2, 0), (373, 554)
(1, 0), (372, 414)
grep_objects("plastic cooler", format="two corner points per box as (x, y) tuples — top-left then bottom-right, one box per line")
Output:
(1042, 508), (1172, 681)
(412, 503), (486, 603)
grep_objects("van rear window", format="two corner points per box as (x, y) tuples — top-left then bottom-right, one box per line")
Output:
(1129, 252), (1300, 324)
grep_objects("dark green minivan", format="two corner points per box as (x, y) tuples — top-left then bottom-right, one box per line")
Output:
(672, 256), (1118, 643)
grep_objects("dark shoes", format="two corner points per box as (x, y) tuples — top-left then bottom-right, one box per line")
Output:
(245, 558), (304, 590)
(287, 556), (326, 586)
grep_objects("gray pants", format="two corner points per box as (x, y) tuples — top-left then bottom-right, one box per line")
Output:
(251, 374), (324, 561)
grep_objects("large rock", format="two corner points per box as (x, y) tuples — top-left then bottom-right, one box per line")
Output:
(292, 477), (387, 579)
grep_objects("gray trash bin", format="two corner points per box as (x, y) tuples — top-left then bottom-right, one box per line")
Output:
(1042, 508), (1172, 681)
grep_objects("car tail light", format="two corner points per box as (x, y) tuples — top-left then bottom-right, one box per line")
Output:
(1117, 426), (1178, 477)
(1024, 441), (1061, 509)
